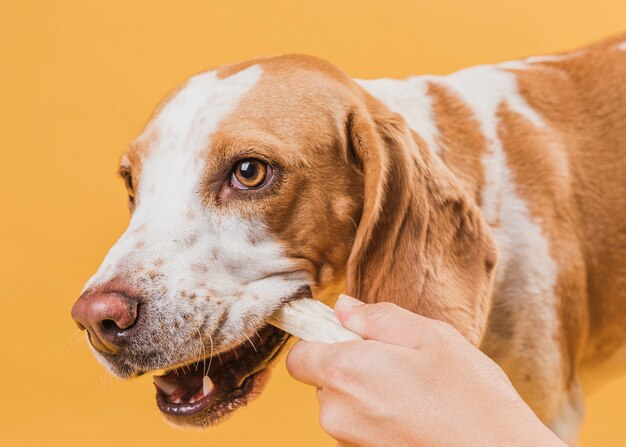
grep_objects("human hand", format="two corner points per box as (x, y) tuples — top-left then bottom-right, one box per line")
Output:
(286, 295), (567, 447)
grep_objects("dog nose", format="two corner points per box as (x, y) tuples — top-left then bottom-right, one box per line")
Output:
(71, 289), (139, 354)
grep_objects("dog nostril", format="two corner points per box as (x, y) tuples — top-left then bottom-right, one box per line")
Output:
(101, 319), (121, 333)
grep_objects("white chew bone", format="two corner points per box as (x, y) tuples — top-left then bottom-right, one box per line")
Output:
(268, 298), (363, 343)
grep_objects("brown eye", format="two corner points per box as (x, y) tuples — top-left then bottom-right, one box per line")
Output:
(230, 159), (272, 189)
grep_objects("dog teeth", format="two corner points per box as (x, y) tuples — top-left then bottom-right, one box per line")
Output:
(153, 376), (179, 396)
(203, 375), (214, 396)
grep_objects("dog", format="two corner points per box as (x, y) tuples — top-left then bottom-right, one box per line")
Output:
(71, 34), (626, 445)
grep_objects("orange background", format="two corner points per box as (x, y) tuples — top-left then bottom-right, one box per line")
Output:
(1, 1), (625, 446)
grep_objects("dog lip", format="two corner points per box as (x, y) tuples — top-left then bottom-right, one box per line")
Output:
(155, 372), (256, 416)
(152, 323), (290, 421)
(155, 384), (216, 416)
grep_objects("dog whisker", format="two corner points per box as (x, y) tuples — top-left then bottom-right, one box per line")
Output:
(207, 332), (214, 377)
(348, 215), (358, 232)
(254, 329), (263, 345)
(54, 329), (87, 361)
(213, 326), (232, 367)
(242, 331), (258, 353)
(215, 325), (239, 362)
(195, 327), (209, 377)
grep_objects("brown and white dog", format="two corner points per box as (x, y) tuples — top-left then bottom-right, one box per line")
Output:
(71, 34), (626, 445)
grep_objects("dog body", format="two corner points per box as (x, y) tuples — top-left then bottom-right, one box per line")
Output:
(73, 35), (626, 444)
(358, 35), (626, 443)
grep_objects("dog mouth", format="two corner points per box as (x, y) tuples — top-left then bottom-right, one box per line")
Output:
(152, 323), (289, 425)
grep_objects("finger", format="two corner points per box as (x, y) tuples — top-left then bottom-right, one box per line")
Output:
(286, 340), (334, 387)
(334, 294), (436, 348)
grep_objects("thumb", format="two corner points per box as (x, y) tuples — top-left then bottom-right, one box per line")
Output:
(334, 294), (434, 348)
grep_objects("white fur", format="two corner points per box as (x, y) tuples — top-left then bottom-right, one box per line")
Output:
(617, 41), (626, 51)
(498, 51), (585, 70)
(356, 76), (441, 154)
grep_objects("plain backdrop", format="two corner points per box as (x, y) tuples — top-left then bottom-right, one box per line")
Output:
(1, 1), (625, 446)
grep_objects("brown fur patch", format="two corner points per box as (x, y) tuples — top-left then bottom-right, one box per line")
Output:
(513, 42), (626, 378)
(496, 100), (588, 389)
(426, 81), (487, 205)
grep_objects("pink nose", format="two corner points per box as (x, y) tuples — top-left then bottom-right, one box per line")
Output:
(71, 286), (139, 354)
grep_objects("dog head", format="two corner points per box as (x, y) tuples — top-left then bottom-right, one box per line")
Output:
(72, 55), (497, 427)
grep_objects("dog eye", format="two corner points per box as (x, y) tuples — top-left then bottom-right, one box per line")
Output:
(230, 159), (273, 190)
(121, 171), (135, 199)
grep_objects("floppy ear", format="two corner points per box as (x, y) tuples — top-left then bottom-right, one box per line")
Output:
(345, 100), (498, 346)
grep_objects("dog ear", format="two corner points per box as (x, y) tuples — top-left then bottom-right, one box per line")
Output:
(344, 100), (498, 345)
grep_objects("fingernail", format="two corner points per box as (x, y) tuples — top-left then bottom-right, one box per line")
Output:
(337, 294), (363, 308)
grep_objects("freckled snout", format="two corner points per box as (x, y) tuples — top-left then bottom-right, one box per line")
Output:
(71, 284), (140, 355)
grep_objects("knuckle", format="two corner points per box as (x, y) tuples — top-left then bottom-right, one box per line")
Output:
(367, 301), (399, 318)
(438, 321), (461, 341)
(362, 302), (398, 326)
(434, 320), (454, 336)
(319, 405), (344, 439)
(322, 343), (361, 388)
(325, 358), (353, 388)
(425, 319), (458, 348)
